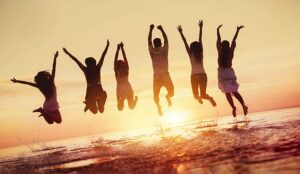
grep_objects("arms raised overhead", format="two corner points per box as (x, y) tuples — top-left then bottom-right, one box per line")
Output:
(63, 48), (86, 72)
(97, 39), (110, 69)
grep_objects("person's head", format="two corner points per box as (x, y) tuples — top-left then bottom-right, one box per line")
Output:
(190, 41), (203, 62)
(34, 71), (51, 85)
(221, 40), (230, 51)
(153, 38), (162, 48)
(85, 57), (97, 68)
(34, 71), (53, 98)
(116, 60), (127, 70)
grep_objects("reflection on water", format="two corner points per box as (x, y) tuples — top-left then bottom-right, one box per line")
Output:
(0, 107), (300, 174)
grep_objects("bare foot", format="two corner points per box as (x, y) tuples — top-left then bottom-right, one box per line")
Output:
(166, 95), (172, 107)
(232, 107), (237, 117)
(83, 101), (88, 112)
(33, 107), (43, 113)
(209, 97), (216, 107)
(243, 105), (248, 116)
(198, 97), (203, 104)
(157, 105), (163, 116)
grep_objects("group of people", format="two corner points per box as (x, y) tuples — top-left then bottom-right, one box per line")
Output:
(11, 20), (248, 125)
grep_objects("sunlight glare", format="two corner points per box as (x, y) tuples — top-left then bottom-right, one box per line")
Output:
(161, 111), (189, 127)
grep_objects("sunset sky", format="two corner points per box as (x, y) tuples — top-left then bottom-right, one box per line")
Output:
(0, 0), (299, 148)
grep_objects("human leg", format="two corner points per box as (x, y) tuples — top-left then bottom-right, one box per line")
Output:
(191, 74), (202, 104)
(154, 77), (163, 116)
(232, 91), (248, 115)
(225, 93), (236, 117)
(164, 74), (174, 107)
(199, 74), (216, 107)
(97, 91), (107, 113)
(128, 94), (138, 110)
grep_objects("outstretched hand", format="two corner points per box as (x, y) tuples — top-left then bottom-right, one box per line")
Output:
(106, 39), (110, 46)
(120, 42), (124, 48)
(54, 51), (59, 58)
(237, 25), (244, 30)
(11, 77), (17, 83)
(198, 20), (203, 28)
(177, 25), (183, 32)
(150, 24), (154, 30)
(157, 25), (163, 30)
(62, 48), (69, 54)
(217, 24), (222, 30)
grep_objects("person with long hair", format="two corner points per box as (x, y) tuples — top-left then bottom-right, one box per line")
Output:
(11, 51), (62, 124)
(177, 20), (216, 106)
(63, 40), (109, 114)
(217, 24), (248, 117)
(148, 24), (174, 116)
(114, 42), (138, 110)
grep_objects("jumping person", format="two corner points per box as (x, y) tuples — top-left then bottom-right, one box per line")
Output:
(216, 24), (248, 117)
(114, 42), (138, 110)
(177, 20), (216, 106)
(148, 24), (174, 116)
(63, 40), (109, 114)
(11, 51), (62, 124)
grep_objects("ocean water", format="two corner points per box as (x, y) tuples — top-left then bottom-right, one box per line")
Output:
(0, 107), (300, 174)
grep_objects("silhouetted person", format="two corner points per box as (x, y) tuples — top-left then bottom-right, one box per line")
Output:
(63, 40), (109, 114)
(148, 24), (174, 116)
(217, 24), (248, 117)
(177, 20), (216, 107)
(114, 42), (138, 110)
(11, 51), (62, 124)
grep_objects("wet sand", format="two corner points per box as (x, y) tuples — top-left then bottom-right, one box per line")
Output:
(0, 107), (300, 174)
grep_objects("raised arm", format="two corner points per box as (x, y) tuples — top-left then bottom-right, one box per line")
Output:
(51, 51), (59, 80)
(217, 24), (222, 45)
(157, 25), (168, 45)
(114, 44), (121, 71)
(63, 48), (85, 72)
(120, 42), (129, 68)
(198, 20), (203, 50)
(232, 25), (244, 43)
(177, 25), (190, 54)
(97, 39), (110, 68)
(11, 78), (37, 88)
(148, 24), (154, 49)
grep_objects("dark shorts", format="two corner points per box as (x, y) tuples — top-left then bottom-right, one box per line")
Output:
(85, 84), (106, 101)
(43, 109), (62, 124)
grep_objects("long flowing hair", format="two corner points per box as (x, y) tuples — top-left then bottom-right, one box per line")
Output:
(220, 40), (230, 66)
(34, 71), (53, 99)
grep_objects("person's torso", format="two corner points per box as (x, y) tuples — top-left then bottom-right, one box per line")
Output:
(149, 46), (169, 75)
(189, 53), (206, 75)
(218, 48), (234, 68)
(84, 67), (101, 85)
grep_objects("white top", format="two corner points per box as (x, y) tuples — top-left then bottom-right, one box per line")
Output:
(149, 44), (169, 76)
(189, 53), (206, 75)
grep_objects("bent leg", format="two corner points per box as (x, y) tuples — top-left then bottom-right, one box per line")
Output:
(118, 98), (125, 111)
(225, 93), (236, 117)
(191, 74), (202, 104)
(164, 75), (174, 107)
(199, 74), (216, 107)
(97, 91), (107, 113)
(128, 94), (138, 110)
(153, 77), (163, 116)
(85, 99), (98, 114)
(232, 92), (248, 115)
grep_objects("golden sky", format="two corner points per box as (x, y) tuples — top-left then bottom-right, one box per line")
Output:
(0, 0), (299, 148)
